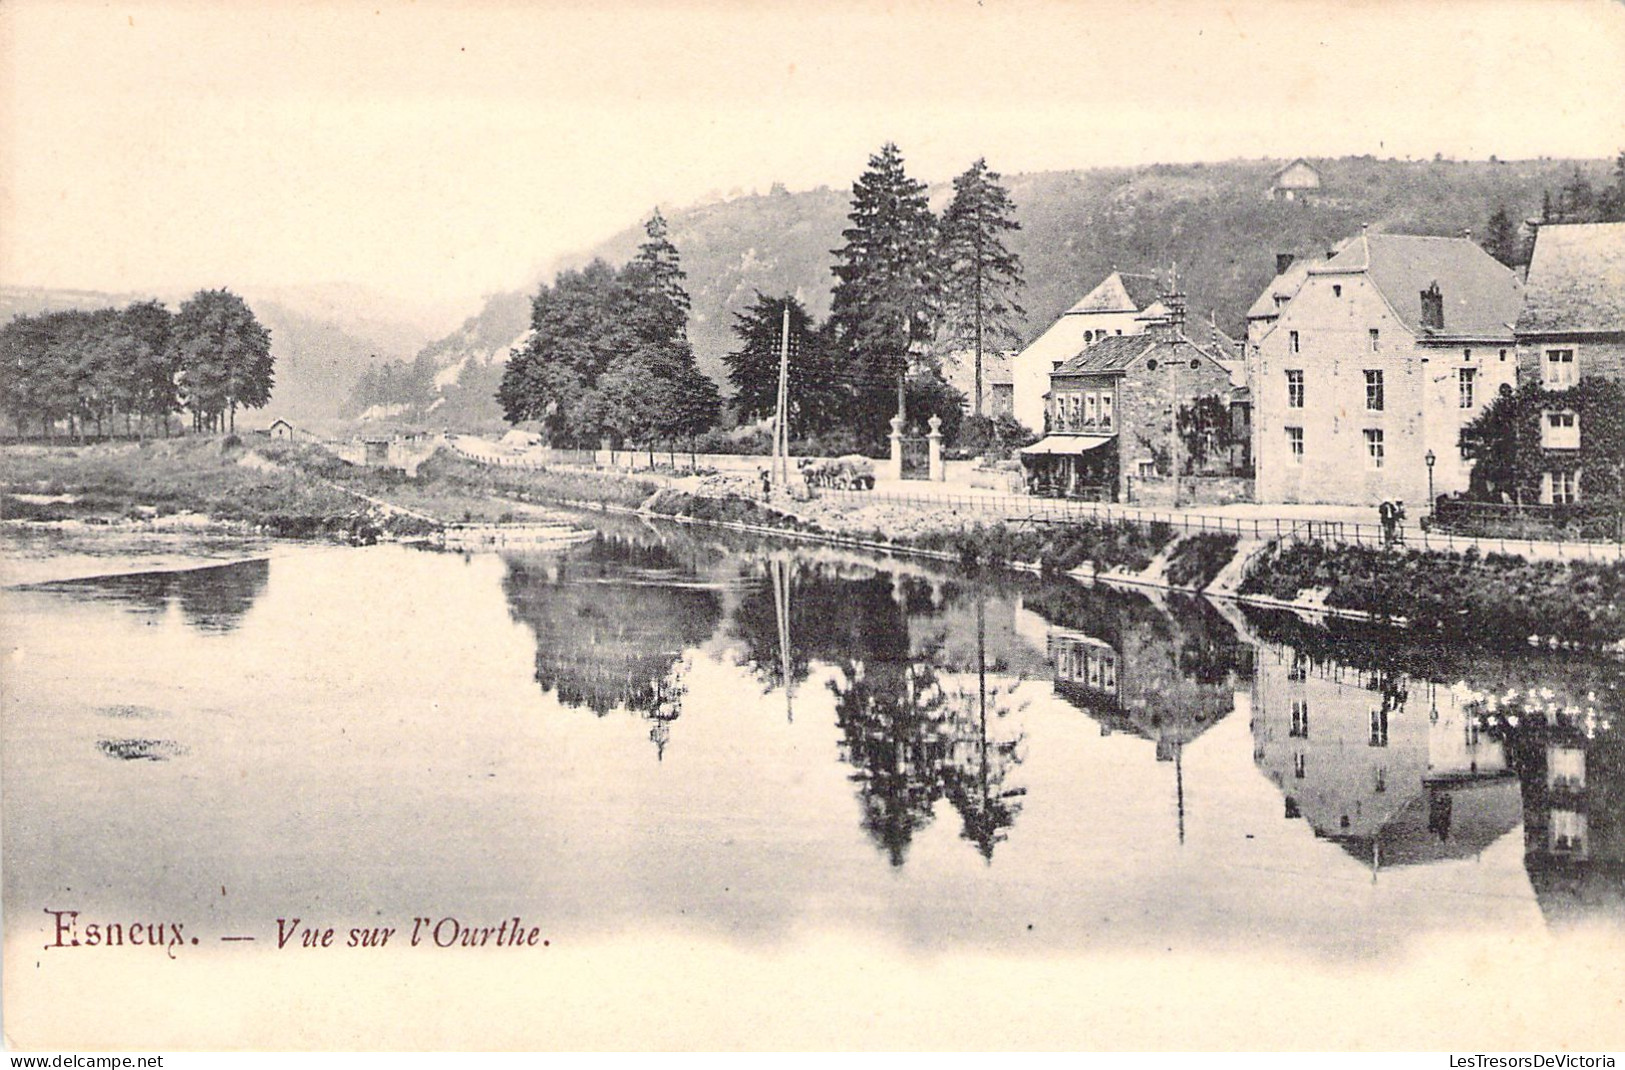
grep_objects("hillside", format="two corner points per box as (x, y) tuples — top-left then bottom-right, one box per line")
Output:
(414, 154), (1609, 429)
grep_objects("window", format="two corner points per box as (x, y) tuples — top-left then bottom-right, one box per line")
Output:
(1499, 348), (1507, 362)
(1364, 428), (1385, 469)
(1290, 330), (1300, 354)
(1286, 370), (1304, 408)
(1333, 285), (1342, 298)
(1459, 367), (1476, 409)
(1290, 700), (1310, 739)
(1364, 369), (1384, 412)
(1101, 393), (1114, 429)
(1085, 393), (1098, 426)
(1463, 348), (1473, 361)
(1544, 348), (1577, 389)
(1544, 470), (1580, 505)
(1286, 426), (1304, 465)
(1369, 328), (1380, 352)
(1542, 410), (1579, 450)
(1293, 753), (1306, 780)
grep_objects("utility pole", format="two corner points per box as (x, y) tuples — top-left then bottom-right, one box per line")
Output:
(775, 302), (791, 488)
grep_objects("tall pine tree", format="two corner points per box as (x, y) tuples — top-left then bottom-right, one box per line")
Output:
(939, 158), (1025, 418)
(1481, 206), (1520, 268)
(829, 143), (940, 441)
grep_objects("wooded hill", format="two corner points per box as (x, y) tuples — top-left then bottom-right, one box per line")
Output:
(404, 155), (1609, 430)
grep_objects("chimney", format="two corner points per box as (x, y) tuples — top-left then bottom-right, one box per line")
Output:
(1420, 282), (1444, 331)
(1275, 252), (1296, 276)
(1461, 228), (1472, 240)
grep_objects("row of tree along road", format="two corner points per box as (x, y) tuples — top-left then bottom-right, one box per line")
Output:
(1, 289), (274, 438)
(498, 145), (1028, 457)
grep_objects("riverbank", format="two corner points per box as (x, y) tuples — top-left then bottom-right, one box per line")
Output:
(7, 439), (1623, 649)
(462, 458), (1625, 649)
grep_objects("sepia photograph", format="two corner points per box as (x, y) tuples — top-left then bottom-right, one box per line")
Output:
(2, 0), (1624, 1054)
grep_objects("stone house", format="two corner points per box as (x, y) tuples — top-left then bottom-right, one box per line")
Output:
(1253, 232), (1523, 507)
(1010, 270), (1169, 433)
(1514, 222), (1625, 504)
(1269, 159), (1322, 202)
(941, 347), (1015, 419)
(1020, 315), (1236, 502)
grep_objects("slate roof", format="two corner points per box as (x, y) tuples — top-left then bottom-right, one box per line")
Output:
(1247, 257), (1316, 321)
(1516, 222), (1625, 335)
(1053, 334), (1155, 375)
(1311, 233), (1522, 340)
(1053, 330), (1231, 378)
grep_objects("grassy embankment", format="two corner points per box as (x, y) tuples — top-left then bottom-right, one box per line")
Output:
(1241, 539), (1625, 648)
(478, 459), (1625, 647)
(1, 438), (531, 538)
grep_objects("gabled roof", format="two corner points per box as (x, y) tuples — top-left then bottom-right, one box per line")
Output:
(1310, 233), (1522, 340)
(1247, 256), (1317, 321)
(1516, 222), (1625, 335)
(1054, 334), (1155, 375)
(1053, 330), (1231, 378)
(1272, 158), (1321, 186)
(1065, 271), (1163, 315)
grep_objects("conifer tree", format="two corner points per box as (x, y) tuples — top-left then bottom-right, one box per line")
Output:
(939, 159), (1025, 417)
(1481, 206), (1520, 268)
(829, 142), (940, 440)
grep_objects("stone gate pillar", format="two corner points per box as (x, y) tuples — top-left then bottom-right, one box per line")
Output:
(927, 415), (945, 482)
(887, 415), (905, 481)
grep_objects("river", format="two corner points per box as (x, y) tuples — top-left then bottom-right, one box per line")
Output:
(3, 512), (1621, 1047)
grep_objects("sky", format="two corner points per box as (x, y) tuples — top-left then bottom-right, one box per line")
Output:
(3, 0), (1624, 318)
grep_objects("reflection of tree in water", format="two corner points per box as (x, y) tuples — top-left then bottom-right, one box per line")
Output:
(501, 534), (723, 754)
(727, 555), (1032, 862)
(940, 602), (1028, 861)
(34, 558), (270, 634)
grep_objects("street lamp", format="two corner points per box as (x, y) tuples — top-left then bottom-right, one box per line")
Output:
(1424, 449), (1437, 517)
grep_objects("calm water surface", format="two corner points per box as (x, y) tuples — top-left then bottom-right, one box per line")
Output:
(4, 514), (1620, 959)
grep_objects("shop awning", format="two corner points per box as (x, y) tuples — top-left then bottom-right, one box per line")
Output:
(1019, 434), (1115, 457)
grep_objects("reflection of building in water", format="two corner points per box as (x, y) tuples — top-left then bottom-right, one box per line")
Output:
(1037, 587), (1247, 761)
(501, 535), (726, 758)
(1251, 646), (1520, 870)
(1031, 586), (1251, 842)
(1470, 685), (1624, 926)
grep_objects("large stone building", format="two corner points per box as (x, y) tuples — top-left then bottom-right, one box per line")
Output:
(1010, 270), (1168, 433)
(1253, 232), (1523, 507)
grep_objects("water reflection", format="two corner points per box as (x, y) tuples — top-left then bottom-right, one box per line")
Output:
(22, 558), (270, 633)
(11, 520), (1621, 954)
(500, 533), (728, 757)
(1244, 607), (1623, 922)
